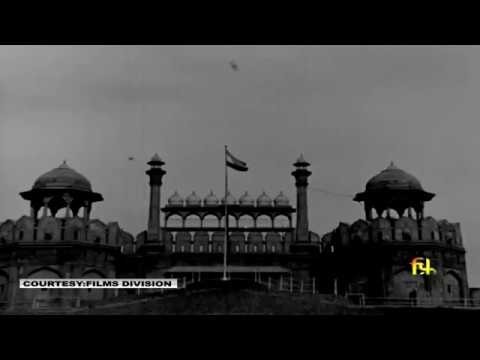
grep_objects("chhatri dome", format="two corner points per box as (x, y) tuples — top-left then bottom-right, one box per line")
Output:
(20, 160), (103, 217)
(167, 190), (184, 206)
(32, 160), (93, 192)
(365, 161), (424, 192)
(185, 191), (202, 206)
(274, 191), (290, 207)
(257, 191), (273, 207)
(204, 190), (219, 206)
(353, 162), (435, 220)
(239, 191), (255, 206)
(222, 191), (237, 205)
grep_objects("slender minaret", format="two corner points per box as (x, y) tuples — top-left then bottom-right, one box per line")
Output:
(146, 153), (166, 244)
(292, 154), (311, 243)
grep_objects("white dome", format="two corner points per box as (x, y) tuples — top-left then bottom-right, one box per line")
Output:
(239, 191), (254, 206)
(257, 191), (272, 207)
(274, 191), (289, 207)
(185, 191), (202, 206)
(222, 191), (237, 205)
(167, 190), (184, 206)
(204, 190), (219, 206)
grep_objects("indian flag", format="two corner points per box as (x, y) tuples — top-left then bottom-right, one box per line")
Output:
(226, 149), (248, 172)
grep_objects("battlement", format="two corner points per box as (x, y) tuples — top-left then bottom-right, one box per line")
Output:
(321, 216), (463, 252)
(0, 216), (134, 254)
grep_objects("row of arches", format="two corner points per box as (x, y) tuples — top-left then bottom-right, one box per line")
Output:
(165, 214), (292, 228)
(366, 206), (425, 220)
(164, 231), (293, 254)
(33, 206), (92, 219)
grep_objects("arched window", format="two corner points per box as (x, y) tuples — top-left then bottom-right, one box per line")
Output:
(167, 215), (183, 228)
(238, 215), (255, 229)
(220, 215), (237, 228)
(44, 233), (52, 241)
(184, 215), (201, 228)
(73, 230), (79, 241)
(377, 232), (383, 242)
(387, 209), (399, 219)
(26, 268), (62, 303)
(203, 215), (219, 228)
(273, 215), (290, 228)
(402, 232), (411, 241)
(19, 231), (24, 241)
(256, 215), (272, 228)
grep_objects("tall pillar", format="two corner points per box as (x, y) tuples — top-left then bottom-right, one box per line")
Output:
(291, 154), (311, 243)
(146, 153), (166, 244)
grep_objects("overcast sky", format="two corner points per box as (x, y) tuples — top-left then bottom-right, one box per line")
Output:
(2, 45), (480, 285)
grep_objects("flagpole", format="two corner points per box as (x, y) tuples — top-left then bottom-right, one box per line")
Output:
(222, 145), (229, 281)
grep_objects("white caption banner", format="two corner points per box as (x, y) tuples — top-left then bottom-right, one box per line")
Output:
(19, 279), (178, 289)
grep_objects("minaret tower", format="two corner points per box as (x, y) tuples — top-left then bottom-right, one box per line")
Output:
(146, 153), (166, 245)
(292, 154), (311, 243)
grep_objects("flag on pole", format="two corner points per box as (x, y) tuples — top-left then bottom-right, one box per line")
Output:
(226, 149), (248, 172)
(222, 146), (248, 281)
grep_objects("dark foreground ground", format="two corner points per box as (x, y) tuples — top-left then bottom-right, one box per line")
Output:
(4, 280), (480, 316)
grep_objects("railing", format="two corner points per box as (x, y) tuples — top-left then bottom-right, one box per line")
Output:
(256, 276), (319, 295)
(166, 243), (294, 255)
(174, 277), (480, 310)
(178, 275), (327, 296)
(349, 296), (480, 308)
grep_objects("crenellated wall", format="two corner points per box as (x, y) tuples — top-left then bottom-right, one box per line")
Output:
(0, 216), (134, 252)
(0, 215), (136, 310)
(324, 216), (464, 249)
